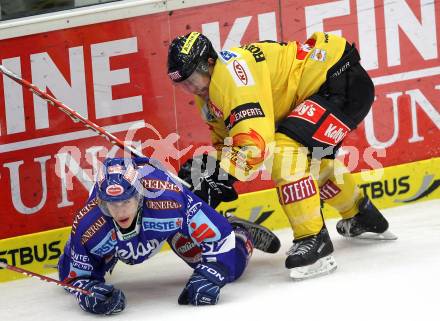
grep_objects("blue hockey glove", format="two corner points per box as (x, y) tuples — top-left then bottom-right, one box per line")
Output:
(178, 262), (228, 306)
(71, 279), (126, 315)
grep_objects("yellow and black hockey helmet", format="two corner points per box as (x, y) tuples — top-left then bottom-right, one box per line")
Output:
(167, 31), (217, 82)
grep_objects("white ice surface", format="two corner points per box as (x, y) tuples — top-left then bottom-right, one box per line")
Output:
(2, 200), (439, 321)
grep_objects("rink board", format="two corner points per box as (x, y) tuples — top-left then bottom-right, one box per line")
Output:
(1, 0), (440, 242)
(1, 157), (439, 283)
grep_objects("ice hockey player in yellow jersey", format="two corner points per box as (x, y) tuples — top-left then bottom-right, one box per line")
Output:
(167, 31), (396, 280)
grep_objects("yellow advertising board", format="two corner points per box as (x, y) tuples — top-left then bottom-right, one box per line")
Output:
(1, 158), (439, 283)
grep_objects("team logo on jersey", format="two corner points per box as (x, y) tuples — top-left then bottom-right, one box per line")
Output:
(310, 48), (327, 62)
(219, 50), (238, 63)
(188, 210), (221, 244)
(227, 60), (255, 87)
(142, 217), (183, 232)
(229, 129), (267, 169)
(225, 102), (265, 130)
(106, 184), (124, 196)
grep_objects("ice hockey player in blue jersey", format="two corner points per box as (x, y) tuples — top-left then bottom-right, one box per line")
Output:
(58, 157), (281, 315)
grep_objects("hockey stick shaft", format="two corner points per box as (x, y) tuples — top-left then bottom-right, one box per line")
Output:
(0, 64), (190, 188)
(0, 261), (93, 296)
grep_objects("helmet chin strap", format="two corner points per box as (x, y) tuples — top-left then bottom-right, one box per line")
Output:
(113, 205), (142, 241)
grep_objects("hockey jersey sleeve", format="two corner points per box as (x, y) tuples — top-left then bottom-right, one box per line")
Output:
(207, 49), (276, 181)
(58, 197), (116, 284)
(179, 188), (239, 282)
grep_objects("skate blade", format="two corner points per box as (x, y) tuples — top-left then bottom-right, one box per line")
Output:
(354, 230), (398, 241)
(289, 255), (337, 281)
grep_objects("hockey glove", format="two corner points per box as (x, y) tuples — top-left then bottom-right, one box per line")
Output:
(178, 154), (238, 208)
(71, 279), (126, 315)
(178, 262), (228, 306)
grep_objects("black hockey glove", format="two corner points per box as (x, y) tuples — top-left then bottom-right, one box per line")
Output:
(178, 262), (228, 306)
(71, 279), (126, 315)
(178, 154), (238, 208)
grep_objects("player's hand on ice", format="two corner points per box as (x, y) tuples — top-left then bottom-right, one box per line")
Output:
(178, 262), (228, 306)
(178, 154), (237, 208)
(72, 279), (126, 315)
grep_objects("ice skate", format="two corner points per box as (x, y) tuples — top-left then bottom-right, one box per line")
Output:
(225, 212), (281, 253)
(336, 196), (397, 240)
(285, 227), (337, 280)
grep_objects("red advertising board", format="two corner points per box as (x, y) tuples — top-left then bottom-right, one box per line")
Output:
(0, 0), (439, 239)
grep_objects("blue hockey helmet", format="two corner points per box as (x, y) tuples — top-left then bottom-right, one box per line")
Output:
(96, 158), (142, 203)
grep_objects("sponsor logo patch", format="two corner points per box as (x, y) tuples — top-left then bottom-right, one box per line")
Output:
(312, 114), (351, 146)
(170, 232), (202, 264)
(225, 102), (265, 130)
(81, 216), (107, 245)
(142, 179), (181, 192)
(319, 180), (341, 200)
(181, 32), (200, 54)
(107, 165), (123, 174)
(227, 60), (255, 87)
(280, 176), (317, 205)
(310, 48), (327, 62)
(288, 100), (326, 124)
(146, 200), (182, 210)
(188, 210), (221, 243)
(295, 38), (316, 60)
(106, 184), (124, 196)
(142, 217), (183, 232)
(115, 239), (162, 263)
(219, 50), (238, 63)
(90, 229), (117, 256)
(68, 266), (91, 279)
(123, 166), (138, 184)
(71, 198), (99, 235)
(208, 100), (224, 118)
(186, 201), (203, 218)
(168, 70), (182, 81)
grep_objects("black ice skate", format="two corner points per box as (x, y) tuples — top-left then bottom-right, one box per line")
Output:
(336, 196), (397, 240)
(285, 227), (337, 280)
(225, 213), (281, 254)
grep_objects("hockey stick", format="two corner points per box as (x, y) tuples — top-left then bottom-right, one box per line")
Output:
(0, 261), (93, 296)
(0, 64), (190, 188)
